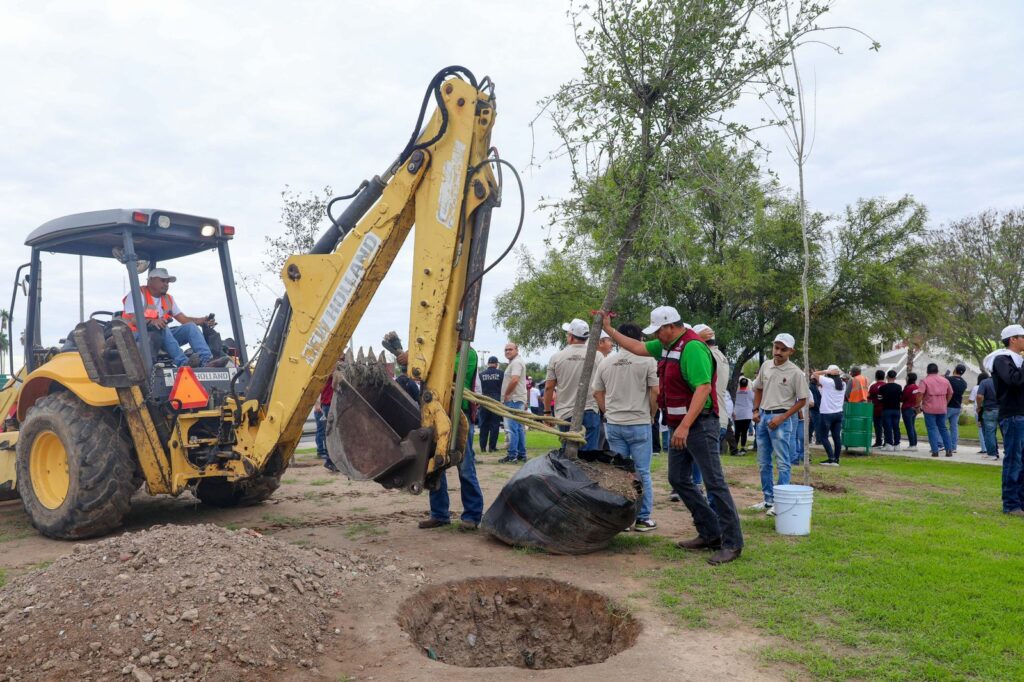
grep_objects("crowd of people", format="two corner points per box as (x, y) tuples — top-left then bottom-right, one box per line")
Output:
(309, 314), (1024, 559)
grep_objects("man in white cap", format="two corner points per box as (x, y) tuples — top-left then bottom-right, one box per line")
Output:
(602, 306), (743, 565)
(122, 268), (225, 367)
(545, 318), (603, 450)
(984, 324), (1024, 516)
(750, 332), (808, 514)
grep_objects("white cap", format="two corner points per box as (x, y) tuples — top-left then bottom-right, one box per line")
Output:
(642, 306), (682, 335)
(826, 364), (842, 374)
(773, 333), (796, 349)
(600, 330), (610, 339)
(561, 318), (590, 339)
(1002, 324), (1024, 340)
(692, 323), (713, 336)
(147, 267), (176, 282)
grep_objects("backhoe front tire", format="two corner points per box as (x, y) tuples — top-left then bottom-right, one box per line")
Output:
(16, 392), (136, 540)
(194, 474), (281, 508)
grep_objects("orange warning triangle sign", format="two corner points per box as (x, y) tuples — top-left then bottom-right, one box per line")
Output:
(169, 366), (211, 410)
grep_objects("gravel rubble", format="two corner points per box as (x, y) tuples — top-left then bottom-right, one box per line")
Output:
(0, 524), (389, 681)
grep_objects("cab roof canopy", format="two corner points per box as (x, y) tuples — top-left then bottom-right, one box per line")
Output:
(25, 209), (232, 261)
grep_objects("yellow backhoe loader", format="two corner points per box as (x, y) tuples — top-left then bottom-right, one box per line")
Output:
(0, 65), (507, 539)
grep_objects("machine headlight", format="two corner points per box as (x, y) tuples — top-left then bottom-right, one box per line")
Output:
(157, 215), (171, 229)
(200, 225), (217, 237)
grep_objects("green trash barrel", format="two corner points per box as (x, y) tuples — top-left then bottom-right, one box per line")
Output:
(842, 402), (874, 455)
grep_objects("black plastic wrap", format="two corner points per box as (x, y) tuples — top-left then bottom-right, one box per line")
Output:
(481, 449), (642, 555)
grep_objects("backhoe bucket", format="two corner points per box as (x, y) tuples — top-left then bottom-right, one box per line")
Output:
(325, 363), (434, 494)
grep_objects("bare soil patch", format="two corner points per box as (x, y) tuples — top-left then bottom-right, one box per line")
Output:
(398, 576), (639, 669)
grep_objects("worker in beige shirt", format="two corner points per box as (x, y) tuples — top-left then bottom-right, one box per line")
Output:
(593, 322), (659, 531)
(498, 342), (528, 463)
(750, 333), (808, 514)
(546, 318), (603, 450)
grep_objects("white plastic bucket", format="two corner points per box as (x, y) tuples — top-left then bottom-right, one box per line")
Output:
(773, 484), (814, 536)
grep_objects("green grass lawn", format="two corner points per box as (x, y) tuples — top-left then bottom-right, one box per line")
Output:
(614, 455), (1021, 680)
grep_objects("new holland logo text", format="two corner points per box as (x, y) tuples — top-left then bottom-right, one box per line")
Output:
(302, 233), (381, 366)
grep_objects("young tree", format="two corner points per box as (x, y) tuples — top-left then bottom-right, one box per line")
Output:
(539, 0), (834, 452)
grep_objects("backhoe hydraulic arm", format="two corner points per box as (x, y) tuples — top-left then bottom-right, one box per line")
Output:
(237, 68), (498, 493)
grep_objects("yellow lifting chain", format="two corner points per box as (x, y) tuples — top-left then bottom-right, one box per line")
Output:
(459, 387), (586, 444)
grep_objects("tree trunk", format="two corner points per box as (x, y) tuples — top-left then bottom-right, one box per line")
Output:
(563, 110), (653, 457)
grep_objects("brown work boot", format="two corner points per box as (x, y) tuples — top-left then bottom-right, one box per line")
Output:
(708, 547), (742, 566)
(418, 518), (450, 529)
(458, 520), (479, 531)
(676, 536), (722, 551)
(205, 356), (232, 368)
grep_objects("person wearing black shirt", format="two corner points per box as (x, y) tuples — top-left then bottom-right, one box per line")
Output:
(946, 364), (969, 454)
(985, 324), (1024, 515)
(977, 373), (1000, 460)
(478, 357), (504, 452)
(878, 370), (904, 451)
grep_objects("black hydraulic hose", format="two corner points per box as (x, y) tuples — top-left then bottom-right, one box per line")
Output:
(458, 158), (526, 312)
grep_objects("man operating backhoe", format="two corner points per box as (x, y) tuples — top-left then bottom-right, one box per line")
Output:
(122, 268), (229, 368)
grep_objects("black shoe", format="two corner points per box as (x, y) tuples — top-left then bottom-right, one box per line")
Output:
(324, 460), (339, 472)
(708, 547), (742, 565)
(497, 456), (517, 464)
(205, 356), (232, 368)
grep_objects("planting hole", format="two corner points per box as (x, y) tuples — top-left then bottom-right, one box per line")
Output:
(397, 576), (640, 669)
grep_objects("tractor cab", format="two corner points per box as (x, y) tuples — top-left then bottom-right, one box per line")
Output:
(11, 209), (250, 407)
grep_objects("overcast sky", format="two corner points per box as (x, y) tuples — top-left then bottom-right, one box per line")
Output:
(2, 0), (1022, 368)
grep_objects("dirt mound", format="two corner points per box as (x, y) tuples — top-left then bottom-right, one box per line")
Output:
(0, 524), (373, 681)
(575, 459), (640, 501)
(398, 576), (640, 669)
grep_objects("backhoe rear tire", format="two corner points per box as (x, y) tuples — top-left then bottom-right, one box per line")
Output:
(16, 392), (136, 540)
(194, 474), (281, 508)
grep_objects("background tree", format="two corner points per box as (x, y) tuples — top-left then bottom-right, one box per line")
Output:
(928, 209), (1024, 368)
(237, 185), (333, 331)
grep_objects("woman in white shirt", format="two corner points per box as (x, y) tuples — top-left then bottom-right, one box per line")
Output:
(813, 365), (846, 466)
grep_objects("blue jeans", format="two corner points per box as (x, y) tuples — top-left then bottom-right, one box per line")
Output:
(582, 410), (602, 450)
(667, 415), (744, 549)
(982, 408), (1000, 457)
(791, 418), (805, 465)
(503, 401), (526, 459)
(882, 409), (901, 446)
(606, 423), (654, 521)
(1000, 416), (1024, 513)
(164, 323), (212, 366)
(901, 408), (918, 447)
(946, 407), (962, 450)
(755, 410), (795, 504)
(314, 403), (329, 457)
(429, 424), (484, 523)
(924, 412), (952, 454)
(817, 411), (843, 462)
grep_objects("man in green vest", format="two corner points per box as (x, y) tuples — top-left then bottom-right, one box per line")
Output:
(419, 345), (485, 530)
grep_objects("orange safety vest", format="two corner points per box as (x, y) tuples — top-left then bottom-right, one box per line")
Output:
(848, 374), (869, 402)
(123, 286), (175, 332)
